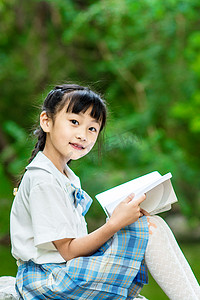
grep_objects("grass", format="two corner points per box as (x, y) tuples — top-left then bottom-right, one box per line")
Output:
(0, 242), (199, 299)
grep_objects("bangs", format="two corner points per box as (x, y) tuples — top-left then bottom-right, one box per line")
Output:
(65, 90), (107, 131)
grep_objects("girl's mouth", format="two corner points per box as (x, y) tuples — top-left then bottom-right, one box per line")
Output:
(69, 143), (85, 150)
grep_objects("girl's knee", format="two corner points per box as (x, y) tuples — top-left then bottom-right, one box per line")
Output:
(147, 215), (171, 235)
(147, 216), (158, 234)
(147, 215), (166, 233)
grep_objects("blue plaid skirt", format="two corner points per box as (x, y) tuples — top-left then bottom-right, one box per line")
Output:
(16, 216), (149, 299)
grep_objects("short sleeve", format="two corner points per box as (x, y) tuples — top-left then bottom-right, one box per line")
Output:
(29, 181), (77, 249)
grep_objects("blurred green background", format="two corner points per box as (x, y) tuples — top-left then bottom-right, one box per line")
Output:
(0, 0), (200, 298)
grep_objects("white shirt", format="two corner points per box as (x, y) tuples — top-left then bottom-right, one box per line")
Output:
(10, 152), (88, 264)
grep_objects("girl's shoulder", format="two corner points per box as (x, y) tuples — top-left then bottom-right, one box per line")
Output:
(17, 164), (57, 200)
(14, 167), (56, 207)
(24, 165), (56, 187)
(22, 151), (81, 191)
(24, 161), (63, 192)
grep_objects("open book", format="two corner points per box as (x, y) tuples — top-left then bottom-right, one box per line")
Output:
(95, 171), (178, 217)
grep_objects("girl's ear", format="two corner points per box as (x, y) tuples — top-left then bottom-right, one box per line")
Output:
(40, 111), (51, 133)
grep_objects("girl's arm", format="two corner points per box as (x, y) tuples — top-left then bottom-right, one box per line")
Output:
(53, 193), (146, 261)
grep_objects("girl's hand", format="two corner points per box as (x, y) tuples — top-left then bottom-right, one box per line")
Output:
(108, 193), (146, 231)
(140, 208), (150, 217)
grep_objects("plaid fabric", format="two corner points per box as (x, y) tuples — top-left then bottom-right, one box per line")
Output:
(16, 216), (149, 300)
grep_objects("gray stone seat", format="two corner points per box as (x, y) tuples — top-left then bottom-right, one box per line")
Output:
(0, 277), (18, 300)
(0, 276), (149, 299)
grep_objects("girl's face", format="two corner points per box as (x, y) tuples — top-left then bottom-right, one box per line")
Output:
(41, 103), (101, 173)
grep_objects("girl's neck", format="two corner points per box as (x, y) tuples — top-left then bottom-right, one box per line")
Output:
(42, 149), (69, 177)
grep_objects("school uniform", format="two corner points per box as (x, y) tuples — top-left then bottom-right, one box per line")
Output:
(10, 152), (149, 299)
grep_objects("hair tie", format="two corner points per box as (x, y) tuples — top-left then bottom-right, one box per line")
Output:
(13, 187), (18, 196)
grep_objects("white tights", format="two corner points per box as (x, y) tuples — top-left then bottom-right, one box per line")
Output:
(145, 216), (200, 300)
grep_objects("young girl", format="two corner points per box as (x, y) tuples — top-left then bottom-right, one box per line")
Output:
(10, 84), (199, 300)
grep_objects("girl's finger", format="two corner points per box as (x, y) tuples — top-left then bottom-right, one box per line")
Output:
(123, 193), (135, 203)
(134, 193), (146, 205)
(139, 211), (144, 217)
(140, 208), (150, 216)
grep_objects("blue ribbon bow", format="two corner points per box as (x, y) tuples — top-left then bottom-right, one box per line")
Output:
(71, 184), (93, 216)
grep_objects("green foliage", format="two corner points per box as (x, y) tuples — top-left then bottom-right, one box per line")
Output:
(1, 120), (34, 177)
(0, 0), (200, 238)
(0, 245), (17, 276)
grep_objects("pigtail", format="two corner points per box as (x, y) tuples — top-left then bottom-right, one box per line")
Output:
(14, 127), (46, 192)
(28, 127), (46, 164)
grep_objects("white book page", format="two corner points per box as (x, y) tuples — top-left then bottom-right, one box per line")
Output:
(140, 179), (178, 214)
(96, 171), (162, 208)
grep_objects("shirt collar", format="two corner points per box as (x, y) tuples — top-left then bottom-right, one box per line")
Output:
(26, 151), (81, 190)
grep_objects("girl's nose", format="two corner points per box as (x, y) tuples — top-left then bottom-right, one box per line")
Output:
(75, 130), (87, 141)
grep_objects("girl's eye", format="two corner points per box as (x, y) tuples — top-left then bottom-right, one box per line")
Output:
(89, 127), (97, 132)
(71, 119), (79, 125)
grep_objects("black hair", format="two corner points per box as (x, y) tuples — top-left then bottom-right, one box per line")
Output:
(29, 83), (107, 164)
